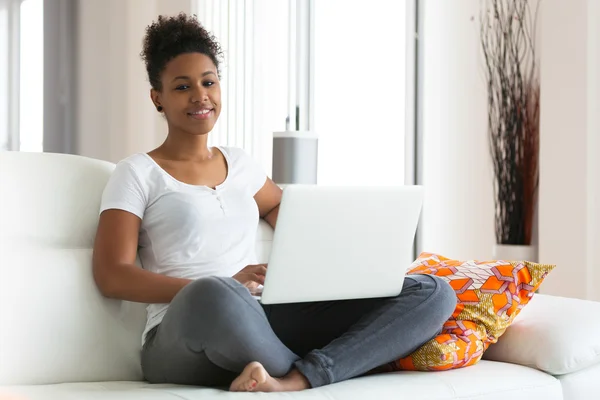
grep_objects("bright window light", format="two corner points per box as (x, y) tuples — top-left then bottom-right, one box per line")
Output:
(19, 0), (43, 152)
(314, 0), (407, 185)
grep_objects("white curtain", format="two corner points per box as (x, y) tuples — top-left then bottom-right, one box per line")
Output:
(195, 0), (290, 175)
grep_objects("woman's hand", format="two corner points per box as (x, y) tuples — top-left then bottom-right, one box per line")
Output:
(232, 264), (267, 290)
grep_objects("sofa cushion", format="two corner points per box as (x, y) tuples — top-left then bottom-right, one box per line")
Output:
(254, 220), (274, 263)
(0, 361), (562, 400)
(0, 152), (283, 385)
(558, 362), (600, 400)
(0, 152), (115, 248)
(483, 294), (600, 375)
(0, 245), (146, 385)
(395, 253), (555, 371)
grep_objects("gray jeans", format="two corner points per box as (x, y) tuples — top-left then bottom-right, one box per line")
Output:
(141, 274), (456, 388)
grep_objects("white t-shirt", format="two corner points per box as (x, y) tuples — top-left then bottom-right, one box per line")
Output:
(99, 146), (267, 343)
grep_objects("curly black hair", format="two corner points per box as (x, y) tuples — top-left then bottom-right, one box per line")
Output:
(141, 13), (223, 91)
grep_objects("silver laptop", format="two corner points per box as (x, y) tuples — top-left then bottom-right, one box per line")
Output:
(257, 185), (423, 304)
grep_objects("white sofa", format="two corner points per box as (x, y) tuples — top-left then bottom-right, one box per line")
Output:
(1, 151), (600, 400)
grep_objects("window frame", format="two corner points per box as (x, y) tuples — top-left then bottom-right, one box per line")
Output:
(1, 0), (21, 151)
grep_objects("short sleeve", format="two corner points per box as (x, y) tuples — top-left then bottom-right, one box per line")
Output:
(233, 147), (267, 195)
(100, 161), (147, 219)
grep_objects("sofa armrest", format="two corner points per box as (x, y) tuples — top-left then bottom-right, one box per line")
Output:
(483, 294), (600, 375)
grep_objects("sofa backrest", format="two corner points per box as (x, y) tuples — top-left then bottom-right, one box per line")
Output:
(0, 151), (273, 385)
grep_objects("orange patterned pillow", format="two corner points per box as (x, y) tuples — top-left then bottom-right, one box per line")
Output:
(394, 252), (555, 371)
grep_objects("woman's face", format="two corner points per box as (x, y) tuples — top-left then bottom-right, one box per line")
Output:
(152, 52), (221, 136)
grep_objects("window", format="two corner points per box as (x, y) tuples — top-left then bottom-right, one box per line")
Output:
(313, 0), (410, 185)
(0, 0), (44, 152)
(194, 0), (290, 173)
(19, 0), (43, 152)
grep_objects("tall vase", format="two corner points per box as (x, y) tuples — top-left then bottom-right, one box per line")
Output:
(492, 244), (537, 262)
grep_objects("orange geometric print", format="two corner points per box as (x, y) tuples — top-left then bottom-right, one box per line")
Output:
(392, 252), (555, 371)
(457, 289), (480, 304)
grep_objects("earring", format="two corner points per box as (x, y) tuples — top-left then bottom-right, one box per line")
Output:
(156, 106), (163, 112)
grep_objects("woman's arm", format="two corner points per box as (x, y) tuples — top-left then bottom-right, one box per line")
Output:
(92, 209), (191, 303)
(254, 178), (283, 229)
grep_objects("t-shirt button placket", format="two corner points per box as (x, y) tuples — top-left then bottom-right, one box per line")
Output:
(215, 191), (226, 214)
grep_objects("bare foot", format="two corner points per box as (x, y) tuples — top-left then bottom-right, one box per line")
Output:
(229, 362), (269, 392)
(229, 362), (311, 392)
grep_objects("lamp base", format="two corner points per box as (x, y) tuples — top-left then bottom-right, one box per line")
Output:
(272, 131), (318, 185)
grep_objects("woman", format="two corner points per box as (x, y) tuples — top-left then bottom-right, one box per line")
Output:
(92, 13), (457, 392)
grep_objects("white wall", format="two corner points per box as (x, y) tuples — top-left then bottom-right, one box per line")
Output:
(587, 0), (600, 302)
(419, 0), (495, 261)
(419, 0), (600, 300)
(76, 0), (190, 163)
(538, 0), (600, 300)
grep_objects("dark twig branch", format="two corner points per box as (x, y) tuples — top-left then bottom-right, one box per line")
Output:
(480, 0), (540, 245)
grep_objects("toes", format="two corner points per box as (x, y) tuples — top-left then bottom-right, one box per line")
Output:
(229, 362), (269, 392)
(246, 379), (258, 391)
